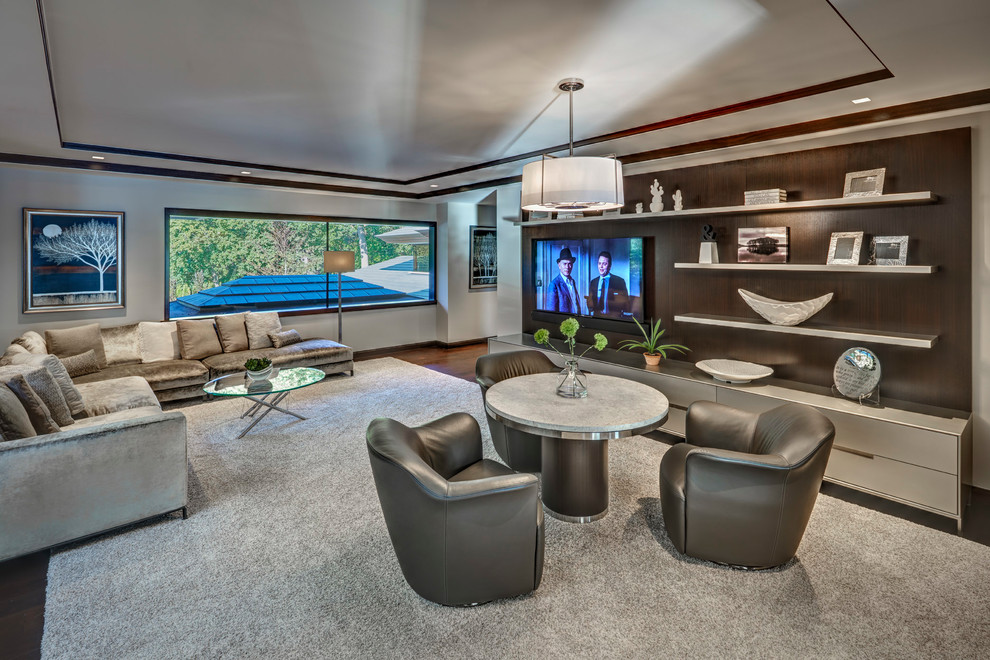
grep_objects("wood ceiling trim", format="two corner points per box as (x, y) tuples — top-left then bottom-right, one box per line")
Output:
(3, 88), (988, 201)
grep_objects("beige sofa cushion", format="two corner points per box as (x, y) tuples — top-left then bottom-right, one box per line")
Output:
(0, 384), (36, 440)
(201, 339), (352, 377)
(269, 329), (303, 348)
(139, 322), (181, 363)
(176, 319), (223, 360)
(13, 330), (47, 355)
(5, 374), (59, 435)
(73, 360), (209, 392)
(101, 324), (142, 365)
(45, 324), (107, 368)
(245, 312), (281, 349)
(0, 365), (74, 427)
(0, 343), (30, 366)
(215, 313), (249, 353)
(60, 350), (101, 378)
(8, 353), (87, 418)
(69, 405), (165, 430)
(74, 377), (161, 417)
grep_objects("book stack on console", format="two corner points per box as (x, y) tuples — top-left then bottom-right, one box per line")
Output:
(744, 189), (787, 205)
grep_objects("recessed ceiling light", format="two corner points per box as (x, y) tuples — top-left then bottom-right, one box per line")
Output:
(240, 170), (251, 175)
(852, 97), (871, 104)
(91, 155), (105, 160)
(429, 184), (439, 188)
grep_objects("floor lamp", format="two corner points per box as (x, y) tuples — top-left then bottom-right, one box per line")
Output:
(324, 250), (355, 344)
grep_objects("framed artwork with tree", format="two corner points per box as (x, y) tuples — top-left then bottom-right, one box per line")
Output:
(23, 208), (125, 313)
(469, 226), (497, 289)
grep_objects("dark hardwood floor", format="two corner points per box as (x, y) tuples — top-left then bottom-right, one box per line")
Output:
(2, 341), (987, 659)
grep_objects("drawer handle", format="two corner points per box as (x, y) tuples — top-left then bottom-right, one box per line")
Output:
(834, 445), (875, 460)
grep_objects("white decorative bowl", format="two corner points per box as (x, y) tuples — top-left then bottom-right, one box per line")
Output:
(738, 289), (833, 326)
(696, 359), (774, 384)
(246, 365), (273, 381)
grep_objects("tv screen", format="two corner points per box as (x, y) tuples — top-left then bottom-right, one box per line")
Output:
(534, 237), (644, 321)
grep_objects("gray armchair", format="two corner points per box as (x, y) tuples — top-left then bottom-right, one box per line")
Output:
(660, 401), (835, 568)
(475, 350), (557, 472)
(366, 413), (544, 606)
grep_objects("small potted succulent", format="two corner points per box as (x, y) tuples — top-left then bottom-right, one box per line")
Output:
(534, 317), (607, 398)
(618, 318), (689, 366)
(244, 356), (274, 381)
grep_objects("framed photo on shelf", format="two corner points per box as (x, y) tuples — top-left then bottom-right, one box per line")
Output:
(23, 208), (125, 313)
(827, 231), (864, 265)
(843, 168), (885, 197)
(469, 226), (497, 289)
(872, 235), (909, 266)
(737, 226), (789, 263)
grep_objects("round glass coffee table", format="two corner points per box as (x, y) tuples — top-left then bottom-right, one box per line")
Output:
(203, 367), (326, 438)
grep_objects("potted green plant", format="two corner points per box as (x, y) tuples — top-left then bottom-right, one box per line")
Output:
(618, 318), (688, 366)
(534, 317), (607, 398)
(244, 356), (274, 381)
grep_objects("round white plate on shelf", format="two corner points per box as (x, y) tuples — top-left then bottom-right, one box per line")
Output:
(696, 359), (773, 384)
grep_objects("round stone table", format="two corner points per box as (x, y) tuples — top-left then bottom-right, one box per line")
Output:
(484, 373), (669, 523)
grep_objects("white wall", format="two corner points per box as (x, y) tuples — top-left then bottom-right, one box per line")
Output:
(623, 108), (990, 489)
(0, 165), (438, 351)
(495, 185), (523, 337)
(435, 201), (498, 343)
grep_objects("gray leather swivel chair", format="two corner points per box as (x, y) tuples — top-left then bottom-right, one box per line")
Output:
(660, 401), (835, 568)
(475, 350), (557, 472)
(366, 413), (544, 606)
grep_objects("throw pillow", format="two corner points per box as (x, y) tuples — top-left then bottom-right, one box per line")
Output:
(269, 329), (303, 349)
(0, 383), (36, 441)
(245, 312), (281, 349)
(215, 313), (250, 353)
(60, 350), (101, 378)
(45, 323), (108, 367)
(138, 322), (181, 363)
(5, 374), (60, 435)
(100, 324), (142, 365)
(0, 365), (75, 427)
(176, 319), (223, 360)
(13, 330), (47, 354)
(8, 353), (87, 418)
(0, 343), (30, 366)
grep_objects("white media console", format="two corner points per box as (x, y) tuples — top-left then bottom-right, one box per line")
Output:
(489, 334), (973, 532)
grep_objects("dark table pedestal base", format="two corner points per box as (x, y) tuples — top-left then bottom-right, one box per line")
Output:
(541, 436), (609, 523)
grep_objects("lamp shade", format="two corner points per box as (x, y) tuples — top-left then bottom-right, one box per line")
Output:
(521, 156), (624, 212)
(324, 250), (355, 274)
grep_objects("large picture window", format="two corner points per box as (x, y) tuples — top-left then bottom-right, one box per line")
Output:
(165, 209), (435, 319)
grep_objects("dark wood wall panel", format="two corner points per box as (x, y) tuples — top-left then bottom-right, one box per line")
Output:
(522, 128), (972, 411)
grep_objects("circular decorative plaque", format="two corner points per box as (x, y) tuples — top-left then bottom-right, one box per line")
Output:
(833, 347), (882, 400)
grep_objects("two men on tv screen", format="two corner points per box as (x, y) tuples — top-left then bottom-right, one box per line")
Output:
(548, 247), (628, 317)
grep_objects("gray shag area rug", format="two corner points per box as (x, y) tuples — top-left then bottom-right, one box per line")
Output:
(43, 358), (990, 659)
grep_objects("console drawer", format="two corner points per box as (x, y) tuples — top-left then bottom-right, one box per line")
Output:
(715, 389), (958, 474)
(826, 448), (958, 515)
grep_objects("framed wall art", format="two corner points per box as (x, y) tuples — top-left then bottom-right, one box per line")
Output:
(23, 208), (125, 313)
(872, 235), (909, 266)
(843, 168), (885, 197)
(827, 231), (864, 265)
(469, 225), (497, 289)
(737, 226), (789, 263)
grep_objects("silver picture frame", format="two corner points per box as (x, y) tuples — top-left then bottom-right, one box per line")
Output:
(468, 225), (497, 289)
(843, 168), (885, 197)
(872, 235), (909, 266)
(827, 231), (864, 265)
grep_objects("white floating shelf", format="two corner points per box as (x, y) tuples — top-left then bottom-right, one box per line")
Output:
(673, 313), (938, 349)
(515, 191), (937, 226)
(674, 263), (938, 274)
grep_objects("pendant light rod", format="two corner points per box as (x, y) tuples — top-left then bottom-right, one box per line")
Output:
(557, 78), (584, 157)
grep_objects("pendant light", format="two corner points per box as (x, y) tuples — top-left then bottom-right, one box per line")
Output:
(520, 78), (624, 213)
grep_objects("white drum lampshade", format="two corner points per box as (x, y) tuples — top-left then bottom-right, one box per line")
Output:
(323, 250), (354, 274)
(521, 156), (624, 212)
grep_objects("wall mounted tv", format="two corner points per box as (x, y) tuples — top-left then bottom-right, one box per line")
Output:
(534, 237), (645, 321)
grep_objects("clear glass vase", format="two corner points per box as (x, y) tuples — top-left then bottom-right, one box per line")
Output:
(556, 359), (588, 398)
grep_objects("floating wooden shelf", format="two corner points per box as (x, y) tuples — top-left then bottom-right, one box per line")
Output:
(674, 263), (938, 274)
(514, 191), (937, 226)
(673, 313), (938, 349)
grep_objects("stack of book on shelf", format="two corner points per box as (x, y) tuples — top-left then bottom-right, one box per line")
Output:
(744, 189), (787, 205)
